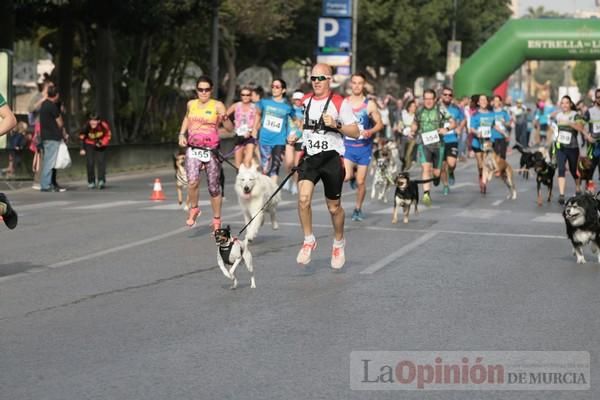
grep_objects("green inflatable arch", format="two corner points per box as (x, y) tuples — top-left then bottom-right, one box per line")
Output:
(454, 19), (600, 99)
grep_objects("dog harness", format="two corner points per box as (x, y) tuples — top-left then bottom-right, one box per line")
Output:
(219, 238), (242, 265)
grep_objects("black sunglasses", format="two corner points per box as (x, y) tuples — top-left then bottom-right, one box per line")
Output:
(240, 93), (251, 96)
(197, 87), (211, 93)
(442, 93), (453, 97)
(310, 75), (330, 82)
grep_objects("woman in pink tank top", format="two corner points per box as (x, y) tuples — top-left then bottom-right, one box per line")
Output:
(226, 86), (258, 168)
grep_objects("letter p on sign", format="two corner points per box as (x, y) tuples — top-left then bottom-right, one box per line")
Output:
(318, 18), (340, 47)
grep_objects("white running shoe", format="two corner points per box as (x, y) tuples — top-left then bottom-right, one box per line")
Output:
(296, 240), (317, 265)
(331, 241), (346, 270)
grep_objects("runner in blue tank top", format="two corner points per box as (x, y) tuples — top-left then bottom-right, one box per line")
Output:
(439, 87), (464, 195)
(343, 72), (384, 222)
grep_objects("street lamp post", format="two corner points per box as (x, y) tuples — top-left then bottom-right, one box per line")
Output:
(351, 0), (358, 73)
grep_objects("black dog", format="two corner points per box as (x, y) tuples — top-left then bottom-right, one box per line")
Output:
(533, 156), (555, 206)
(391, 173), (439, 224)
(563, 193), (600, 264)
(513, 144), (539, 180)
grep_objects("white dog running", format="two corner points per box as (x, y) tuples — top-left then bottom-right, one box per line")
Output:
(234, 163), (281, 242)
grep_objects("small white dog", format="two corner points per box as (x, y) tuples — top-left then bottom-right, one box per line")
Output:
(234, 163), (281, 242)
(214, 225), (255, 289)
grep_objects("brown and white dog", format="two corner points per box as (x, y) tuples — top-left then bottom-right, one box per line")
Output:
(174, 149), (190, 210)
(482, 141), (517, 200)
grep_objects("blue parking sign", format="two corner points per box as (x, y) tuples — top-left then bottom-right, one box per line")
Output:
(318, 17), (352, 50)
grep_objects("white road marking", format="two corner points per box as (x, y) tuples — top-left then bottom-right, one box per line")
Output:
(0, 211), (245, 284)
(47, 226), (190, 268)
(70, 200), (148, 210)
(360, 231), (439, 274)
(532, 213), (564, 223)
(457, 208), (503, 219)
(17, 201), (73, 211)
(143, 200), (210, 211)
(372, 205), (440, 215)
(276, 222), (566, 240)
(491, 199), (503, 207)
(451, 182), (477, 189)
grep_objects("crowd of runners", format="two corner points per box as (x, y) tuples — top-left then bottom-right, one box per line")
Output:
(170, 62), (600, 270)
(4, 62), (600, 270)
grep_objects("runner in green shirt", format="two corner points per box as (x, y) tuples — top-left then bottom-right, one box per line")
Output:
(412, 89), (455, 206)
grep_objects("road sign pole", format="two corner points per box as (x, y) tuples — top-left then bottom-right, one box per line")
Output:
(351, 0), (357, 73)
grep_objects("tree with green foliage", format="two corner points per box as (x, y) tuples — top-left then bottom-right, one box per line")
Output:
(573, 61), (596, 98)
(355, 0), (512, 88)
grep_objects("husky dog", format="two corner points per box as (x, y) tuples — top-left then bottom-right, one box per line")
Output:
(214, 225), (255, 289)
(234, 163), (281, 242)
(563, 193), (600, 264)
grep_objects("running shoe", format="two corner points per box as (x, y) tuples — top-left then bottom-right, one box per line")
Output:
(186, 206), (201, 227)
(351, 208), (359, 221)
(443, 186), (449, 196)
(31, 183), (41, 191)
(586, 181), (595, 192)
(422, 192), (432, 207)
(97, 180), (105, 190)
(448, 171), (455, 186)
(297, 240), (317, 265)
(88, 182), (96, 189)
(349, 177), (357, 190)
(331, 241), (346, 270)
(355, 209), (364, 221)
(558, 195), (565, 206)
(0, 193), (18, 229)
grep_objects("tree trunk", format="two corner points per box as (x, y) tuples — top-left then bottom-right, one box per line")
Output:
(58, 7), (75, 131)
(129, 37), (153, 142)
(0, 0), (15, 50)
(223, 43), (237, 106)
(95, 24), (117, 142)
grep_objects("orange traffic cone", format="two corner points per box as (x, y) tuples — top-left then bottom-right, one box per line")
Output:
(150, 178), (166, 201)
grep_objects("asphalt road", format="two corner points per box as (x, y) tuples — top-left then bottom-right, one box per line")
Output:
(0, 154), (598, 400)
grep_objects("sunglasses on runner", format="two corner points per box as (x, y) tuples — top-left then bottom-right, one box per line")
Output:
(310, 75), (330, 82)
(197, 87), (211, 93)
(442, 93), (453, 97)
(240, 92), (251, 96)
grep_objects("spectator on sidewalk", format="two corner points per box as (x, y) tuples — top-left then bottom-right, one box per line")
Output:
(27, 79), (54, 190)
(79, 113), (111, 189)
(5, 121), (27, 177)
(39, 86), (68, 192)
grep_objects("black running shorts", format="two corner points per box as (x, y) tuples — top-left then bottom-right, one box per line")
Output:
(297, 150), (345, 200)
